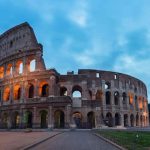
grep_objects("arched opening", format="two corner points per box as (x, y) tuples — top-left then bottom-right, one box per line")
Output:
(96, 90), (103, 101)
(72, 85), (82, 98)
(29, 59), (36, 72)
(40, 110), (48, 128)
(122, 92), (127, 104)
(2, 113), (8, 128)
(60, 87), (67, 96)
(3, 87), (10, 102)
(136, 114), (139, 126)
(54, 110), (64, 128)
(115, 113), (120, 126)
(16, 60), (23, 74)
(12, 112), (20, 129)
(0, 66), (4, 78)
(130, 114), (134, 127)
(39, 82), (49, 97)
(106, 91), (111, 105)
(105, 82), (111, 89)
(14, 84), (21, 100)
(106, 112), (113, 127)
(114, 91), (119, 105)
(25, 111), (32, 128)
(129, 93), (134, 105)
(6, 64), (13, 76)
(89, 90), (92, 100)
(73, 112), (82, 128)
(124, 114), (128, 127)
(28, 84), (34, 98)
(87, 111), (95, 129)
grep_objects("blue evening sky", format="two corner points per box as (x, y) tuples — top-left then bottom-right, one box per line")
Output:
(1, 0), (150, 102)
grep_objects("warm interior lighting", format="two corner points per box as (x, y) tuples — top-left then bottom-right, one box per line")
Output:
(14, 84), (21, 100)
(6, 64), (13, 75)
(3, 87), (10, 101)
(0, 66), (4, 78)
(16, 60), (23, 74)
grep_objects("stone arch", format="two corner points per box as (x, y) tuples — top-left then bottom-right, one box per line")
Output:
(16, 60), (23, 74)
(60, 86), (67, 96)
(14, 84), (21, 100)
(28, 83), (34, 98)
(40, 110), (48, 128)
(130, 114), (134, 127)
(6, 64), (13, 76)
(122, 92), (127, 104)
(115, 113), (120, 126)
(136, 114), (139, 126)
(39, 81), (49, 97)
(114, 91), (119, 105)
(29, 59), (36, 72)
(105, 81), (111, 89)
(106, 91), (111, 105)
(72, 85), (82, 98)
(2, 113), (8, 128)
(54, 110), (65, 128)
(3, 87), (10, 102)
(72, 112), (82, 128)
(96, 89), (103, 101)
(12, 111), (20, 128)
(89, 90), (92, 100)
(24, 111), (32, 128)
(0, 66), (4, 79)
(87, 111), (95, 129)
(124, 114), (128, 127)
(106, 112), (113, 127)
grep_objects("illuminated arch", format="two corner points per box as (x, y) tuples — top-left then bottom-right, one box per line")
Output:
(39, 81), (49, 97)
(16, 60), (23, 74)
(0, 66), (4, 78)
(6, 64), (13, 76)
(3, 87), (10, 101)
(14, 84), (21, 100)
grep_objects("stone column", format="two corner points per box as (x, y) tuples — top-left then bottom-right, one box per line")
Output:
(81, 81), (87, 100)
(34, 79), (39, 98)
(10, 84), (13, 104)
(33, 107), (37, 128)
(102, 80), (106, 111)
(49, 76), (55, 97)
(23, 57), (27, 74)
(120, 114), (124, 127)
(48, 106), (53, 129)
(66, 104), (72, 128)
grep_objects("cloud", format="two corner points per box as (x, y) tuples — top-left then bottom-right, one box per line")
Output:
(68, 0), (88, 27)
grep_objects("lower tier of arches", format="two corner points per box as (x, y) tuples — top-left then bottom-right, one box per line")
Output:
(0, 107), (149, 129)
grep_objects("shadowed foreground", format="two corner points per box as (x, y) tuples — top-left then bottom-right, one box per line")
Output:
(29, 131), (119, 150)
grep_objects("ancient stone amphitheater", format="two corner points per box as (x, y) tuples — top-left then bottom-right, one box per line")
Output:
(0, 22), (149, 129)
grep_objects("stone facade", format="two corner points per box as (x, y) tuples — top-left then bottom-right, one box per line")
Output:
(0, 22), (149, 129)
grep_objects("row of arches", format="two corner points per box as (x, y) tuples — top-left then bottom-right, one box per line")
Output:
(104, 112), (148, 127)
(0, 59), (36, 78)
(0, 110), (96, 129)
(3, 82), (49, 101)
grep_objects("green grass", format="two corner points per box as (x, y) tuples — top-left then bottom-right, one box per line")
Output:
(96, 130), (150, 150)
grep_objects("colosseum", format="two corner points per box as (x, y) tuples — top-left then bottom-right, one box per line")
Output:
(0, 22), (149, 129)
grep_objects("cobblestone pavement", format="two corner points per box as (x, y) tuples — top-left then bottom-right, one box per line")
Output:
(0, 131), (59, 150)
(29, 131), (120, 150)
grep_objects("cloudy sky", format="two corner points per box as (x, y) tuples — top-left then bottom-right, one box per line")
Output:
(1, 0), (150, 102)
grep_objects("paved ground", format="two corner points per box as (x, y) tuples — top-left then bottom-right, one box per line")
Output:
(29, 131), (120, 150)
(0, 131), (59, 150)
